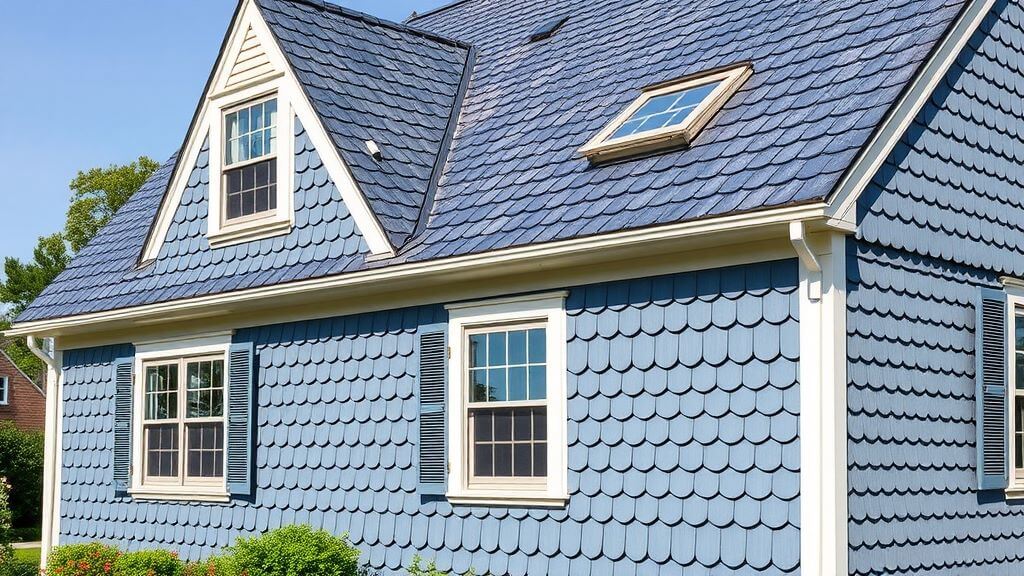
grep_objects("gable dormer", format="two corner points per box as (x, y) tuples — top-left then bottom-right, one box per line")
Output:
(141, 0), (470, 264)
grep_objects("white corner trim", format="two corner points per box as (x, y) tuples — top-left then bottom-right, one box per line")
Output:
(39, 348), (63, 568)
(798, 232), (848, 576)
(825, 0), (997, 227)
(445, 294), (569, 505)
(139, 0), (393, 262)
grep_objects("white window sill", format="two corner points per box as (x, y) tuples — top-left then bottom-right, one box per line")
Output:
(208, 217), (291, 248)
(446, 490), (569, 507)
(1005, 487), (1024, 500)
(129, 487), (230, 503)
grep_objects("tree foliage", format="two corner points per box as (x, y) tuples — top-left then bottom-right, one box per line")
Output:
(0, 157), (158, 380)
(64, 157), (159, 253)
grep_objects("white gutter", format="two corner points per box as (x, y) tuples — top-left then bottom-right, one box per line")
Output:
(789, 221), (822, 301)
(27, 337), (61, 569)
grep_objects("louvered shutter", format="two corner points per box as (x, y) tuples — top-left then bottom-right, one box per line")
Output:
(227, 342), (255, 496)
(113, 357), (134, 493)
(977, 288), (1009, 491)
(418, 323), (448, 495)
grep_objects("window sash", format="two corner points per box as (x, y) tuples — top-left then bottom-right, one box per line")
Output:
(463, 321), (550, 487)
(141, 355), (226, 487)
(0, 377), (7, 405)
(222, 95), (278, 223)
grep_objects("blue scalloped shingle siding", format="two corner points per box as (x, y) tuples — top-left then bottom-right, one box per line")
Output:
(849, 1), (1024, 572)
(21, 119), (369, 322)
(59, 260), (800, 575)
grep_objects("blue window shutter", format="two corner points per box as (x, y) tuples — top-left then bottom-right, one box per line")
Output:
(977, 287), (1009, 491)
(417, 323), (448, 495)
(112, 357), (134, 493)
(227, 342), (255, 497)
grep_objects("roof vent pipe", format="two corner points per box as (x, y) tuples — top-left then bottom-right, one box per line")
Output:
(365, 140), (383, 161)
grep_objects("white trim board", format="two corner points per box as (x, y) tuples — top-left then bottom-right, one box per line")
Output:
(139, 0), (393, 262)
(9, 204), (835, 341)
(825, 0), (996, 228)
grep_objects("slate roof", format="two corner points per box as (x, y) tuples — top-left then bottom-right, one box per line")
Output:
(17, 0), (970, 322)
(257, 0), (471, 246)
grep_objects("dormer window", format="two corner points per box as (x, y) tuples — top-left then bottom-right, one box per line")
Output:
(205, 83), (295, 248)
(224, 97), (278, 220)
(580, 63), (752, 163)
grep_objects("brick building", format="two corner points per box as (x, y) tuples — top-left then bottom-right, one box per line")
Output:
(0, 350), (45, 431)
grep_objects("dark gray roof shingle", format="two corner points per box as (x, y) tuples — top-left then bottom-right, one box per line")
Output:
(16, 0), (970, 322)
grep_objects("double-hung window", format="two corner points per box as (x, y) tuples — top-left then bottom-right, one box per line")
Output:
(142, 357), (225, 486)
(1011, 305), (1024, 487)
(446, 293), (568, 505)
(223, 97), (278, 221)
(132, 336), (234, 501)
(0, 376), (8, 405)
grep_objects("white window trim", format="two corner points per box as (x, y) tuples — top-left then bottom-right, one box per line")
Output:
(0, 376), (8, 405)
(579, 63), (752, 163)
(1005, 288), (1024, 498)
(445, 292), (569, 506)
(129, 334), (232, 502)
(207, 80), (295, 248)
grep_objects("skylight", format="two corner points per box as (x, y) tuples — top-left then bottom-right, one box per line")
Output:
(529, 15), (568, 42)
(580, 63), (752, 162)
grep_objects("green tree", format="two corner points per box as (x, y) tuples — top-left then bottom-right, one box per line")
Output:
(65, 156), (159, 253)
(0, 157), (158, 380)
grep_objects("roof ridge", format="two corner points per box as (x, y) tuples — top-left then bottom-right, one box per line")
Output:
(276, 0), (472, 50)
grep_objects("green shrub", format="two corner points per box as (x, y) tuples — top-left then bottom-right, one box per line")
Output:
(406, 556), (474, 576)
(112, 549), (183, 576)
(181, 555), (237, 576)
(0, 477), (13, 567)
(0, 423), (44, 530)
(228, 525), (361, 576)
(45, 542), (120, 576)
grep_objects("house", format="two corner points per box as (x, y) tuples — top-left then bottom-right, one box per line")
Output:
(0, 349), (45, 431)
(5, 0), (1024, 572)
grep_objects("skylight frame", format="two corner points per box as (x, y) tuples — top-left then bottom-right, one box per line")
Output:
(580, 63), (752, 163)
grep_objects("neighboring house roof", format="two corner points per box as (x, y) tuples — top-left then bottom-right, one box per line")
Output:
(16, 0), (969, 323)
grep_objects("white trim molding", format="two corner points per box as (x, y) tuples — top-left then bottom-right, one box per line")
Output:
(444, 292), (569, 506)
(130, 334), (233, 501)
(139, 0), (393, 262)
(0, 376), (8, 406)
(825, 0), (997, 228)
(798, 232), (849, 576)
(1002, 285), (1024, 498)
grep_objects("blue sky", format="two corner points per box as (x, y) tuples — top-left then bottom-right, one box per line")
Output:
(0, 0), (447, 266)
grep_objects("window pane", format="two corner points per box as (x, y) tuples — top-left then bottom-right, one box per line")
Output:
(533, 408), (547, 441)
(469, 334), (487, 368)
(533, 443), (547, 477)
(493, 410), (512, 441)
(474, 443), (493, 477)
(145, 364), (178, 420)
(487, 368), (507, 401)
(529, 365), (546, 400)
(633, 92), (678, 117)
(470, 369), (489, 402)
(607, 81), (721, 141)
(508, 330), (527, 364)
(494, 444), (513, 476)
(508, 366), (527, 401)
(473, 409), (492, 441)
(488, 332), (506, 365)
(186, 360), (223, 418)
(513, 443), (532, 476)
(528, 328), (546, 363)
(513, 409), (532, 441)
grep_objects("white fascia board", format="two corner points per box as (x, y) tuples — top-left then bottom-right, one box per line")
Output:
(7, 203), (836, 339)
(824, 0), (996, 227)
(139, 0), (393, 262)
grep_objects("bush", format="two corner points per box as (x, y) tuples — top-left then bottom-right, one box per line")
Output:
(0, 423), (44, 530)
(181, 556), (237, 576)
(45, 542), (120, 576)
(229, 525), (361, 576)
(112, 549), (183, 576)
(0, 478), (13, 566)
(407, 556), (473, 576)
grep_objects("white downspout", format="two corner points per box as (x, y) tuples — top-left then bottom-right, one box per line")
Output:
(27, 336), (61, 569)
(790, 221), (823, 301)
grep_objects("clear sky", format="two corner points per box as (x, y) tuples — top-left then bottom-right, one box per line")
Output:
(0, 0), (448, 267)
